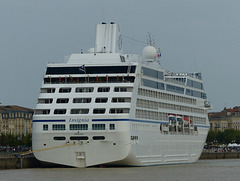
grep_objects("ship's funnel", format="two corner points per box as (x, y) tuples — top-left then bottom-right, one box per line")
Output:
(95, 22), (123, 54)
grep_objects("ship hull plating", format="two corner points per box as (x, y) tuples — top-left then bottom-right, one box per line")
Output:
(33, 120), (208, 167)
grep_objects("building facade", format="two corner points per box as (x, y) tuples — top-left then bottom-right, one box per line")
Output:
(209, 106), (240, 131)
(0, 105), (34, 136)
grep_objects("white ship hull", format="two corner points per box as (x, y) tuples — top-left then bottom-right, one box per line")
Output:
(32, 22), (210, 167)
(33, 119), (208, 167)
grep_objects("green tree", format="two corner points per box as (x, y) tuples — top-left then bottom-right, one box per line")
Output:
(236, 131), (240, 144)
(216, 131), (225, 144)
(0, 133), (32, 147)
(207, 129), (240, 144)
(7, 134), (18, 147)
(223, 129), (237, 144)
(0, 133), (8, 146)
(21, 134), (32, 147)
(206, 130), (218, 143)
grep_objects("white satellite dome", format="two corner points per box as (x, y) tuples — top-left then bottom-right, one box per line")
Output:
(142, 46), (157, 60)
(87, 48), (95, 54)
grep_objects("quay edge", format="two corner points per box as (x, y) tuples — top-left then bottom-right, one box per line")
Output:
(1, 152), (240, 169)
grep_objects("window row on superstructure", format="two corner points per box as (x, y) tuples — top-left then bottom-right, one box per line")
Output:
(142, 67), (203, 90)
(136, 99), (206, 115)
(34, 108), (130, 115)
(164, 78), (204, 91)
(142, 66), (164, 80)
(40, 86), (133, 94)
(142, 78), (206, 99)
(186, 89), (207, 99)
(187, 79), (203, 90)
(44, 75), (135, 84)
(142, 79), (165, 90)
(46, 66), (136, 75)
(138, 88), (196, 105)
(135, 109), (206, 125)
(38, 97), (131, 104)
(143, 78), (185, 95)
(42, 123), (115, 131)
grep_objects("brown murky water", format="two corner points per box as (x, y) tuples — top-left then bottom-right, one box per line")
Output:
(0, 159), (239, 181)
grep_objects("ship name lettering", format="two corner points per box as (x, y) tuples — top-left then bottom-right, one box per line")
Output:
(69, 118), (89, 123)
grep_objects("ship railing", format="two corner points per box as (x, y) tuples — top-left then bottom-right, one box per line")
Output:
(43, 76), (135, 84)
(167, 131), (196, 136)
(166, 72), (202, 80)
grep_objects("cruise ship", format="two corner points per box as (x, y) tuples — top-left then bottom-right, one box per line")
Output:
(32, 22), (210, 167)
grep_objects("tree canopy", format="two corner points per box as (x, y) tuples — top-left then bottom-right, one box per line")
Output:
(207, 129), (240, 144)
(0, 133), (32, 147)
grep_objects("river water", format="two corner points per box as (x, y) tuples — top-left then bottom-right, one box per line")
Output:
(0, 159), (240, 181)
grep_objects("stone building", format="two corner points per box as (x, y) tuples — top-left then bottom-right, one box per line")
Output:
(0, 105), (34, 136)
(208, 106), (240, 131)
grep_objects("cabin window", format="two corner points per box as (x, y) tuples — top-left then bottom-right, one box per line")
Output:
(142, 79), (156, 89)
(38, 98), (53, 104)
(54, 109), (66, 114)
(95, 98), (108, 103)
(166, 84), (184, 94)
(34, 109), (50, 115)
(114, 87), (125, 92)
(112, 97), (131, 103)
(109, 108), (130, 114)
(92, 124), (105, 130)
(76, 87), (94, 93)
(56, 98), (69, 104)
(93, 109), (106, 114)
(70, 109), (89, 114)
(186, 89), (204, 98)
(59, 87), (71, 93)
(52, 124), (66, 131)
(142, 79), (165, 90)
(114, 87), (133, 92)
(109, 124), (115, 130)
(40, 88), (55, 93)
(70, 124), (88, 130)
(187, 79), (203, 90)
(142, 67), (157, 78)
(98, 87), (110, 92)
(43, 124), (48, 131)
(73, 98), (91, 103)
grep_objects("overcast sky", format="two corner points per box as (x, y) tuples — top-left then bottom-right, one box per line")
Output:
(0, 0), (239, 112)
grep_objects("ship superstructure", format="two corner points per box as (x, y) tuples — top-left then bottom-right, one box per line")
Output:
(32, 22), (210, 167)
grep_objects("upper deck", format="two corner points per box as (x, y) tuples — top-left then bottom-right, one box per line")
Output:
(165, 72), (202, 80)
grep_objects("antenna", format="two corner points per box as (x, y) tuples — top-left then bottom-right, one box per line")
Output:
(147, 33), (155, 47)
